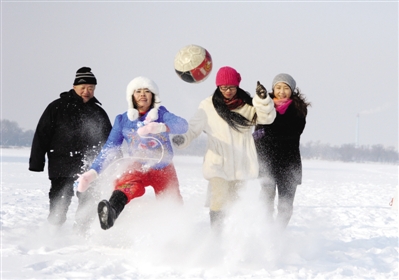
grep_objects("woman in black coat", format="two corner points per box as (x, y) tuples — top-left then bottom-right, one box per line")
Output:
(253, 73), (310, 230)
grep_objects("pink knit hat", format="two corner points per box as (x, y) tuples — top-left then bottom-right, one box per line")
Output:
(215, 66), (241, 86)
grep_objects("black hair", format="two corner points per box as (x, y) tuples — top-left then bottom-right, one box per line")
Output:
(212, 87), (256, 131)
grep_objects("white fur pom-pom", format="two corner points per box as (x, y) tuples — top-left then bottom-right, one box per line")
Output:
(146, 108), (159, 123)
(127, 108), (139, 121)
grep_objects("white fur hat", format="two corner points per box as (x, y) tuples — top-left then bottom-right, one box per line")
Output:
(126, 76), (161, 121)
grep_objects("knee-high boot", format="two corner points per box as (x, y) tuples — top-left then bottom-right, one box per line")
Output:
(260, 183), (276, 223)
(98, 190), (128, 230)
(275, 202), (293, 230)
(275, 184), (297, 230)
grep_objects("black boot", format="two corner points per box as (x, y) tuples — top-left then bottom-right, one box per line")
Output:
(74, 189), (97, 236)
(48, 194), (72, 226)
(209, 210), (224, 232)
(48, 178), (74, 226)
(98, 190), (128, 230)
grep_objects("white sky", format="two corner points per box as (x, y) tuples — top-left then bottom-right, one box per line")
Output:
(1, 0), (398, 149)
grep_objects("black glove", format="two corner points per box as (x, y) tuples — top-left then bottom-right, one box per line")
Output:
(256, 81), (267, 99)
(172, 135), (185, 146)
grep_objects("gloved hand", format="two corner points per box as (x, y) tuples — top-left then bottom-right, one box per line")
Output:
(137, 122), (167, 136)
(75, 169), (98, 193)
(253, 86), (276, 125)
(252, 129), (265, 141)
(172, 135), (185, 146)
(256, 81), (268, 99)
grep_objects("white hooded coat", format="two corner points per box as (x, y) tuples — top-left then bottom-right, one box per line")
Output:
(175, 94), (275, 181)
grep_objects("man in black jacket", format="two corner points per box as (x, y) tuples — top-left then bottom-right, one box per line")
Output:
(29, 67), (112, 234)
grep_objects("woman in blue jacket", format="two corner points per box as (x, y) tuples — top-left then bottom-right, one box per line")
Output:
(77, 76), (188, 230)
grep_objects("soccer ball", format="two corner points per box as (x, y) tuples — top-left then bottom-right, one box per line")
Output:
(174, 44), (213, 83)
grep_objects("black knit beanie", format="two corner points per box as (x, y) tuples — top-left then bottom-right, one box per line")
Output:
(73, 67), (97, 85)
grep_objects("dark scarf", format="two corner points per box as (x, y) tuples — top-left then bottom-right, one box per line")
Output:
(224, 95), (244, 110)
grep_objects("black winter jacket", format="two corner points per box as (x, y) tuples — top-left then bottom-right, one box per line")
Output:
(253, 104), (306, 185)
(29, 90), (112, 179)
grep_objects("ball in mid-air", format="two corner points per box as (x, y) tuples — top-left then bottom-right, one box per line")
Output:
(174, 45), (212, 83)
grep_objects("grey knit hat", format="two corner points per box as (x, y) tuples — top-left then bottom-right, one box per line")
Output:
(272, 73), (296, 91)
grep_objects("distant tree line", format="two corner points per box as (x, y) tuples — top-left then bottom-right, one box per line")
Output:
(174, 137), (399, 164)
(300, 141), (398, 163)
(1, 119), (398, 164)
(1, 119), (34, 147)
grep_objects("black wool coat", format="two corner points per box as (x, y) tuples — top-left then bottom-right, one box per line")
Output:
(29, 90), (112, 179)
(253, 103), (306, 185)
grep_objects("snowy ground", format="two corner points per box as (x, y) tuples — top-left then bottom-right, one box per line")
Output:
(1, 147), (398, 279)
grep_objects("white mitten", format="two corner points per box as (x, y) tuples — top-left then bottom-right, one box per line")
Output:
(137, 122), (167, 136)
(76, 169), (98, 192)
(253, 94), (276, 125)
(253, 91), (272, 106)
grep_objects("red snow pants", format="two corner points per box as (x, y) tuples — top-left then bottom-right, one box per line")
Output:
(113, 163), (183, 204)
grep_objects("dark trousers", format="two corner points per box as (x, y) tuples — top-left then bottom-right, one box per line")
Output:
(260, 178), (297, 229)
(48, 177), (97, 227)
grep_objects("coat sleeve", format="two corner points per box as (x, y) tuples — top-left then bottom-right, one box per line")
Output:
(174, 102), (207, 149)
(162, 110), (188, 135)
(296, 116), (306, 136)
(29, 103), (55, 172)
(252, 94), (276, 125)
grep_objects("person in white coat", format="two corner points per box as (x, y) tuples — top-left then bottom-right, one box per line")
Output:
(172, 66), (276, 229)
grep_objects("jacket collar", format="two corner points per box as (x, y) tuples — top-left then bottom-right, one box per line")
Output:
(59, 89), (102, 105)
